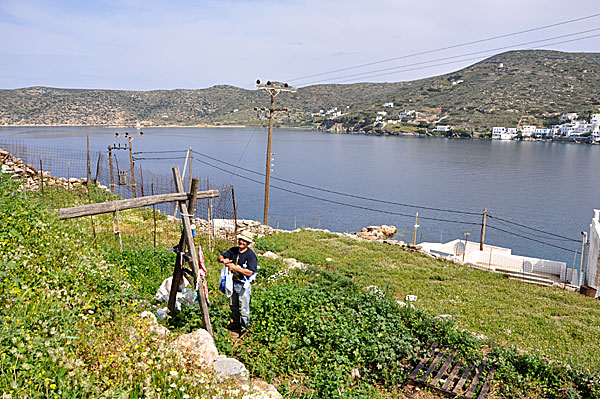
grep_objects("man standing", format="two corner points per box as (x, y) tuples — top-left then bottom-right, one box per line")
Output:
(218, 230), (257, 333)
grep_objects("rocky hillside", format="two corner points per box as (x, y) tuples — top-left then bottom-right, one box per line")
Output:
(1, 50), (599, 132)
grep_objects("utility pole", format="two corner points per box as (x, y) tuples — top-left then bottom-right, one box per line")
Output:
(108, 146), (115, 193)
(115, 131), (143, 198)
(255, 79), (296, 225)
(413, 211), (419, 245)
(480, 208), (487, 251)
(462, 232), (471, 263)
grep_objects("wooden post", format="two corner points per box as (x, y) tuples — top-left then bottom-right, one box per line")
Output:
(152, 183), (157, 248)
(139, 165), (145, 197)
(188, 146), (192, 192)
(87, 135), (91, 184)
(95, 152), (101, 183)
(128, 136), (136, 198)
(108, 146), (115, 193)
(67, 161), (70, 191)
(264, 93), (275, 225)
(170, 169), (212, 336)
(480, 208), (487, 251)
(413, 211), (419, 246)
(39, 160), (44, 199)
(232, 187), (238, 243)
(87, 184), (96, 240)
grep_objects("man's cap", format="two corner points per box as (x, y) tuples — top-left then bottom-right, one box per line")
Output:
(237, 230), (254, 243)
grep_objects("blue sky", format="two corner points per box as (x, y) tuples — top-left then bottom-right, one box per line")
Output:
(1, 0), (599, 90)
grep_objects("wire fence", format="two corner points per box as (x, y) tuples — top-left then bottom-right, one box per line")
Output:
(0, 140), (238, 250)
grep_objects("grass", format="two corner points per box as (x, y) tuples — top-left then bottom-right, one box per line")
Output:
(255, 230), (600, 371)
(2, 172), (600, 398)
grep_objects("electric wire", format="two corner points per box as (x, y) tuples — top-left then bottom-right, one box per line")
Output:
(226, 126), (260, 187)
(489, 215), (580, 242)
(296, 29), (600, 86)
(486, 223), (576, 253)
(133, 148), (582, 249)
(190, 153), (481, 226)
(287, 12), (600, 83)
(189, 149), (481, 215)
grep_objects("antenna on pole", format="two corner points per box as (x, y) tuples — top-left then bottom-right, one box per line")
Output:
(255, 79), (296, 226)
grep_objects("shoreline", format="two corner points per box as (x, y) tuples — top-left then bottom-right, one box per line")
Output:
(1, 124), (597, 145)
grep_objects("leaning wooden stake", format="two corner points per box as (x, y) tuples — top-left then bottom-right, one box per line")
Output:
(170, 168), (213, 337)
(168, 178), (199, 314)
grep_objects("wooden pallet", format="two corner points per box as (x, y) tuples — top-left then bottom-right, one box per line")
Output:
(406, 342), (495, 399)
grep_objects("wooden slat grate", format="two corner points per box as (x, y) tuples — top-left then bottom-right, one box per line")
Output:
(405, 342), (495, 399)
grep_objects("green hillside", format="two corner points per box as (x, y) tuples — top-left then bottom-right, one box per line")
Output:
(2, 50), (598, 133)
(1, 167), (600, 398)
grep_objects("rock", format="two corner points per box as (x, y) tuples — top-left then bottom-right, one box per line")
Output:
(379, 225), (397, 237)
(170, 329), (219, 368)
(259, 251), (279, 260)
(434, 314), (454, 322)
(355, 231), (377, 240)
(251, 381), (283, 398)
(283, 258), (305, 269)
(139, 311), (169, 337)
(213, 357), (249, 381)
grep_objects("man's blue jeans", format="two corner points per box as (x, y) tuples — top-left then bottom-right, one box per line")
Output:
(230, 281), (251, 330)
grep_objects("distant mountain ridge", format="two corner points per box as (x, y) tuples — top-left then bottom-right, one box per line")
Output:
(1, 50), (599, 132)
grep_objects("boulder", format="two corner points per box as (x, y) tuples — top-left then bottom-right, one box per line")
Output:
(170, 329), (219, 368)
(213, 357), (249, 381)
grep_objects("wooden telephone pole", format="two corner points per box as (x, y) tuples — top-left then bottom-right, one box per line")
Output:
(255, 79), (296, 225)
(480, 208), (487, 251)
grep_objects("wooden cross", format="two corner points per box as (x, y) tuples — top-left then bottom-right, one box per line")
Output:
(57, 167), (217, 337)
(167, 167), (212, 336)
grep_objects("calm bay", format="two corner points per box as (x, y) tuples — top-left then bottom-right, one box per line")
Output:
(1, 126), (598, 268)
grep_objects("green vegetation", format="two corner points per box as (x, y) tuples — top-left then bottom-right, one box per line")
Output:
(1, 173), (600, 398)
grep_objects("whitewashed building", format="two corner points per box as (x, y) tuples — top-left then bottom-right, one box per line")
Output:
(521, 125), (536, 137)
(560, 113), (578, 122)
(433, 125), (451, 132)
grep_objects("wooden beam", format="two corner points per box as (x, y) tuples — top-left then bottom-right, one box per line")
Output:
(58, 189), (220, 219)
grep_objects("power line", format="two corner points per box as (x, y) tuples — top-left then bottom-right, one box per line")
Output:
(287, 12), (600, 84)
(226, 125), (259, 187)
(488, 215), (579, 243)
(134, 149), (581, 250)
(296, 29), (600, 86)
(486, 224), (576, 253)
(189, 149), (481, 216)
(190, 153), (481, 226)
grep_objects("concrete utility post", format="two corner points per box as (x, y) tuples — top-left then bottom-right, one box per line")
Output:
(255, 80), (296, 225)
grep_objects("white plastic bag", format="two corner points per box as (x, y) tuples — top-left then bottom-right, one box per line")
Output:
(219, 265), (233, 298)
